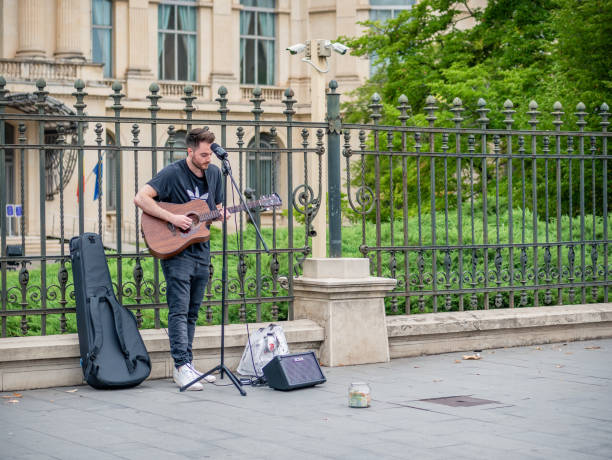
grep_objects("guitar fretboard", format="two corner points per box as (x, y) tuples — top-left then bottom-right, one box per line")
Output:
(198, 197), (274, 222)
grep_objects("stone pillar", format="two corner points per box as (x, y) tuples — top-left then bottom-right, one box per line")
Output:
(125, 0), (153, 96)
(16, 0), (46, 59)
(308, 39), (328, 259)
(210, 0), (239, 98)
(293, 258), (396, 366)
(55, 0), (86, 60)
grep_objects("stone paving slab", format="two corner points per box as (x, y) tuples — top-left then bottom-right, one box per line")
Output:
(1, 339), (611, 460)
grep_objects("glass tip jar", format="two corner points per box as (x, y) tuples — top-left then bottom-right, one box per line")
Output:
(348, 382), (371, 408)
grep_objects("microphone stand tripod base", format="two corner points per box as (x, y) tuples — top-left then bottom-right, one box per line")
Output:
(180, 364), (246, 395)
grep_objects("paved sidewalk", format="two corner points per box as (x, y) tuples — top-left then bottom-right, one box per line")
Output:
(2, 339), (611, 460)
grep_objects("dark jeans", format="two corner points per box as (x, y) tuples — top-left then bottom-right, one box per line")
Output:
(161, 255), (210, 368)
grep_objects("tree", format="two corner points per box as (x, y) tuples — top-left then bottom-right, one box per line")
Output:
(339, 0), (611, 221)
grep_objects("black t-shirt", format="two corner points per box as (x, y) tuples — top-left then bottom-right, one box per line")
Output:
(147, 159), (223, 260)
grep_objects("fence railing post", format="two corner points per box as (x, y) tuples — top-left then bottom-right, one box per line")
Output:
(326, 80), (341, 258)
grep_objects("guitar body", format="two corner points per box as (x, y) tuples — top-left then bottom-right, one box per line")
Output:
(141, 193), (282, 260)
(141, 200), (212, 260)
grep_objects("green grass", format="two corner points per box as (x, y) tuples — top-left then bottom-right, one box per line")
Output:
(2, 207), (610, 336)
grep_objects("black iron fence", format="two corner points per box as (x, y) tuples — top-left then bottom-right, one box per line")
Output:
(0, 77), (327, 337)
(0, 77), (610, 337)
(340, 94), (610, 313)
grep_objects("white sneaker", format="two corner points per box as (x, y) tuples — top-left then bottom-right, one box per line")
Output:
(173, 364), (203, 391)
(189, 363), (217, 383)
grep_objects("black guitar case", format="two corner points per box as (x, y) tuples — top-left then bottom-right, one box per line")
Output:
(70, 233), (151, 389)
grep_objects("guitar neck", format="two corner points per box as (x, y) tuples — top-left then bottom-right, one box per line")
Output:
(199, 198), (265, 221)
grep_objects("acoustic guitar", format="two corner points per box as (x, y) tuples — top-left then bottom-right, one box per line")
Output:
(141, 193), (282, 259)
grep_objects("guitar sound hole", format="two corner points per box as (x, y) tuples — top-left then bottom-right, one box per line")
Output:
(178, 213), (200, 234)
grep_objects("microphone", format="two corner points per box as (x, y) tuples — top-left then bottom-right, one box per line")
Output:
(210, 143), (228, 160)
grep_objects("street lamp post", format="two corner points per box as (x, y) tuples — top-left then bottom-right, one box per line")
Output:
(287, 39), (348, 258)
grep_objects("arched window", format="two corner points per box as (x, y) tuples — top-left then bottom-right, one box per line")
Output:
(164, 130), (188, 166)
(247, 132), (278, 196)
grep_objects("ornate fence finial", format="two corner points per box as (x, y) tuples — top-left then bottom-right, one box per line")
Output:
(518, 135), (525, 154)
(468, 134), (475, 154)
(35, 79), (49, 113)
(451, 97), (464, 127)
(542, 135), (550, 154)
(424, 95), (437, 125)
(182, 85), (196, 119)
(369, 92), (382, 124)
(316, 128), (325, 156)
(147, 82), (161, 115)
(95, 123), (103, 145)
(282, 88), (296, 118)
(476, 98), (489, 127)
(551, 101), (564, 129)
(600, 102), (610, 130)
(132, 124), (140, 146)
(251, 86), (264, 119)
(527, 100), (540, 128)
(574, 102), (587, 130)
(57, 123), (65, 145)
(72, 79), (86, 115)
(359, 129), (366, 151)
(502, 99), (515, 129)
(328, 79), (338, 94)
(343, 130), (352, 158)
(0, 76), (8, 105)
(397, 94), (410, 125)
(110, 81), (124, 114)
(216, 86), (229, 119)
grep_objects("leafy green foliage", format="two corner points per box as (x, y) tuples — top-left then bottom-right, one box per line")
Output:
(339, 0), (611, 222)
(341, 0), (611, 125)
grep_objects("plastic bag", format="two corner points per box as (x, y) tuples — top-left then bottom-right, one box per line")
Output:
(237, 323), (289, 377)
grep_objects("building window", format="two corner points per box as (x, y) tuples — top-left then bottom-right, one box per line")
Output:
(158, 0), (197, 81)
(247, 133), (277, 196)
(105, 132), (117, 211)
(92, 0), (113, 78)
(164, 130), (188, 166)
(240, 0), (276, 86)
(369, 0), (414, 76)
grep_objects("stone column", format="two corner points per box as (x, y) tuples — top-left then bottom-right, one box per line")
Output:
(293, 258), (396, 366)
(55, 0), (86, 60)
(125, 0), (153, 96)
(126, 0), (152, 76)
(210, 0), (239, 98)
(16, 0), (46, 59)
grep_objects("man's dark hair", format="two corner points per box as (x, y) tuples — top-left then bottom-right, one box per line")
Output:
(185, 128), (215, 149)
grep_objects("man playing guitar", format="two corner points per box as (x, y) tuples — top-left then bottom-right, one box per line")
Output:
(134, 128), (227, 390)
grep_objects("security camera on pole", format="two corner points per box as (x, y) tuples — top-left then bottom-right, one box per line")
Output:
(286, 39), (348, 258)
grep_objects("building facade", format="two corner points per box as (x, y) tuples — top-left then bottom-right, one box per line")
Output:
(0, 0), (417, 243)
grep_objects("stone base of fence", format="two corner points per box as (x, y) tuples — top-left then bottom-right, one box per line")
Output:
(2, 304), (611, 392)
(387, 303), (612, 358)
(0, 319), (325, 392)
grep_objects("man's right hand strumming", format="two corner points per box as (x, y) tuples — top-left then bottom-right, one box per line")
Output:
(170, 214), (193, 231)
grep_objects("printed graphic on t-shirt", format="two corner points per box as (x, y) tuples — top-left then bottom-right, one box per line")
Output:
(187, 186), (209, 201)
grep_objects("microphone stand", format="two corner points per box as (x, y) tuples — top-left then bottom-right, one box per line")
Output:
(180, 150), (269, 394)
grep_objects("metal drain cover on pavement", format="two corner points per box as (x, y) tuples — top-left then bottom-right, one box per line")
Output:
(419, 395), (499, 407)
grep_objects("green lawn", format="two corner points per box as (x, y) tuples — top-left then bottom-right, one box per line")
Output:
(2, 208), (609, 336)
